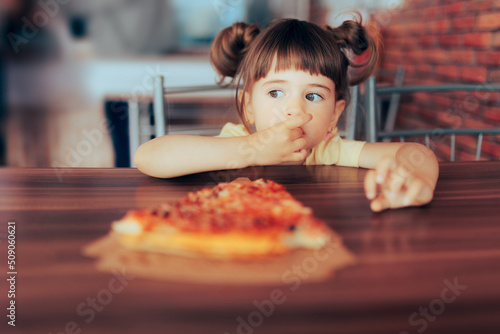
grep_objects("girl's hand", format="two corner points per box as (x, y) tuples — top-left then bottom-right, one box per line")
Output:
(364, 156), (434, 212)
(251, 113), (312, 166)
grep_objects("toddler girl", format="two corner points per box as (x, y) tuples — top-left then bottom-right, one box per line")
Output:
(135, 15), (439, 212)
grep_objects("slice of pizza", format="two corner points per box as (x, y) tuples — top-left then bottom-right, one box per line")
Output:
(111, 178), (332, 260)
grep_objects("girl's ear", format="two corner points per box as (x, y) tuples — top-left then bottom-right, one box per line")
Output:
(329, 99), (346, 128)
(240, 91), (255, 124)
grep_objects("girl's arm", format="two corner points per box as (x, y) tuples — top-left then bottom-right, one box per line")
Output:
(134, 113), (312, 178)
(359, 142), (439, 212)
(135, 135), (254, 178)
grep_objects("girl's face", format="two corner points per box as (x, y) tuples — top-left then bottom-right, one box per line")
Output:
(244, 64), (345, 151)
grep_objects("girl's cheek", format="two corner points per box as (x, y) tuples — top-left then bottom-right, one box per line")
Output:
(268, 117), (282, 127)
(255, 117), (278, 131)
(264, 110), (285, 128)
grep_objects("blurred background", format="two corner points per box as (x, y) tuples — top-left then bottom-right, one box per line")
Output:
(0, 0), (498, 168)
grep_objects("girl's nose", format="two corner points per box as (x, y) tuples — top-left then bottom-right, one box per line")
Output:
(286, 108), (303, 117)
(284, 98), (305, 118)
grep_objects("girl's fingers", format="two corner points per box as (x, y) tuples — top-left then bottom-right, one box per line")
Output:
(405, 178), (433, 206)
(289, 149), (308, 162)
(291, 137), (307, 151)
(403, 178), (423, 206)
(290, 127), (305, 140)
(388, 164), (411, 194)
(370, 194), (390, 212)
(364, 170), (377, 200)
(372, 177), (432, 212)
(367, 156), (434, 211)
(283, 113), (313, 130)
(375, 156), (396, 185)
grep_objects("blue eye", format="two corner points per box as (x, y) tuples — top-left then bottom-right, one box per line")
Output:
(306, 93), (323, 102)
(269, 90), (284, 98)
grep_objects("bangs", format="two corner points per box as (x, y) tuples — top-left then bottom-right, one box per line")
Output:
(246, 20), (347, 84)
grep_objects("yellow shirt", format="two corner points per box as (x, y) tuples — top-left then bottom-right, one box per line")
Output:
(218, 122), (366, 168)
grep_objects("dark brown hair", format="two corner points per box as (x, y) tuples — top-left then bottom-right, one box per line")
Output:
(210, 13), (379, 132)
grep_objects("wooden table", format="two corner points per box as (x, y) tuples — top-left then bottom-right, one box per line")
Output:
(1, 162), (499, 334)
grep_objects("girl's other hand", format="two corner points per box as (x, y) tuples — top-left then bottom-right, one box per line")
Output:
(251, 113), (312, 166)
(364, 156), (434, 212)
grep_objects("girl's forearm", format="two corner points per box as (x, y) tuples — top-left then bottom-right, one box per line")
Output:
(134, 135), (260, 178)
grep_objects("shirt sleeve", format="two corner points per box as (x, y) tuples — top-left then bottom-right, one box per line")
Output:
(305, 133), (366, 167)
(337, 139), (366, 167)
(217, 122), (249, 137)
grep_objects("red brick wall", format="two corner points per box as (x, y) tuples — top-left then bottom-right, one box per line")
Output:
(372, 0), (500, 161)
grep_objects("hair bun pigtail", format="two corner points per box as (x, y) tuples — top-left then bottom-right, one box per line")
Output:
(327, 12), (379, 85)
(210, 22), (260, 86)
